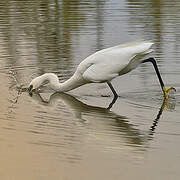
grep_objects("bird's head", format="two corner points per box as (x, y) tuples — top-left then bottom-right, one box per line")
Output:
(28, 76), (43, 96)
(28, 73), (59, 96)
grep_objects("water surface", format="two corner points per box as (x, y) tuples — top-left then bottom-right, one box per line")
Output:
(0, 0), (180, 180)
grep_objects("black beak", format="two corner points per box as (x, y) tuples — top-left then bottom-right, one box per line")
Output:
(28, 85), (33, 96)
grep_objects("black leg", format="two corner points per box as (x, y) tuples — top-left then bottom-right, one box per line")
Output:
(142, 57), (165, 91)
(107, 82), (118, 98)
(107, 95), (118, 109)
(142, 57), (174, 99)
(149, 98), (168, 136)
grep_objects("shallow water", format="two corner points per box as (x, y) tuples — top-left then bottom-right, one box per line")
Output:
(0, 0), (180, 179)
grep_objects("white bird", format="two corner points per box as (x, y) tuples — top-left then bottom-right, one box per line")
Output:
(28, 41), (174, 99)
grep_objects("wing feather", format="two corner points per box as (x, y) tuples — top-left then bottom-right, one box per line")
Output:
(82, 63), (120, 82)
(76, 41), (154, 82)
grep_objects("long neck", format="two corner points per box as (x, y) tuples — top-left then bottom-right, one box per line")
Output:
(42, 73), (87, 92)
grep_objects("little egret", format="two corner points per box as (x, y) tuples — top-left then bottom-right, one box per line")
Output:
(28, 41), (174, 99)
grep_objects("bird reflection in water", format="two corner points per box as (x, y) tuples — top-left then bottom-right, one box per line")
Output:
(149, 94), (176, 136)
(28, 90), (176, 147)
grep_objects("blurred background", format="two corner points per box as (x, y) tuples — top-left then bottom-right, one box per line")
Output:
(0, 0), (180, 180)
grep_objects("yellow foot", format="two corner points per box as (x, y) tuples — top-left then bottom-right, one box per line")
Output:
(163, 86), (176, 99)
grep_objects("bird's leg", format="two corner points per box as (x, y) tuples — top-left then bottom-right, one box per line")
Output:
(107, 82), (118, 98)
(149, 98), (168, 136)
(142, 57), (175, 99)
(107, 95), (118, 109)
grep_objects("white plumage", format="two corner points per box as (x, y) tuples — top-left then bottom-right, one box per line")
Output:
(79, 41), (153, 82)
(28, 41), (173, 99)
